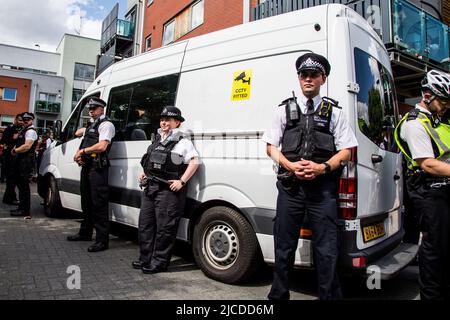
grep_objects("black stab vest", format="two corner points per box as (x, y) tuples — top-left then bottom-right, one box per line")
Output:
(141, 133), (188, 180)
(280, 97), (337, 173)
(79, 116), (112, 163)
(16, 126), (38, 159)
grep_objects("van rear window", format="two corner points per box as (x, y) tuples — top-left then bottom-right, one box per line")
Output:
(354, 48), (399, 153)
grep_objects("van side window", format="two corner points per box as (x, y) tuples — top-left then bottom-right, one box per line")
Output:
(107, 74), (179, 142)
(354, 48), (399, 152)
(62, 94), (100, 142)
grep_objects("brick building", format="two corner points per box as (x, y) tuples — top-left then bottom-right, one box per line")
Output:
(142, 0), (258, 51)
(0, 76), (31, 124)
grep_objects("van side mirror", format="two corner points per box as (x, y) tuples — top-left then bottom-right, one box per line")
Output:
(54, 120), (62, 141)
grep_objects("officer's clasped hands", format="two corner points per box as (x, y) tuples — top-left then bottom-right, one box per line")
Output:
(292, 159), (323, 180)
(168, 179), (184, 192)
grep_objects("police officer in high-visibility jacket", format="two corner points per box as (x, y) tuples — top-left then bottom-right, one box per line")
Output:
(67, 97), (115, 253)
(394, 69), (450, 300)
(10, 112), (37, 219)
(262, 53), (358, 300)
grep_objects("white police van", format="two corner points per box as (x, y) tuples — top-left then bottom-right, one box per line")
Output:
(39, 4), (418, 284)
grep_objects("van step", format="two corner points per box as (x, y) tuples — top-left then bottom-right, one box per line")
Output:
(367, 243), (418, 280)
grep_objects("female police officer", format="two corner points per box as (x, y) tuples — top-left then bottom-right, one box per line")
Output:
(262, 53), (358, 300)
(132, 106), (199, 274)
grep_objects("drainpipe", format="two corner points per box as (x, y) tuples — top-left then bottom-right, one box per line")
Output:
(243, 0), (250, 23)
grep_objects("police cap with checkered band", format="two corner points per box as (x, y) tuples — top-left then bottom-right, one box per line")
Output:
(296, 53), (331, 76)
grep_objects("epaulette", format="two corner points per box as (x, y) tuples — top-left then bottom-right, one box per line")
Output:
(278, 97), (296, 107)
(322, 96), (341, 109)
(406, 108), (420, 121)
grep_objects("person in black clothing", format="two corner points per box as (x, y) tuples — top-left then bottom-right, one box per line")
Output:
(262, 53), (358, 300)
(1, 114), (23, 205)
(10, 112), (37, 219)
(67, 97), (115, 253)
(132, 106), (199, 274)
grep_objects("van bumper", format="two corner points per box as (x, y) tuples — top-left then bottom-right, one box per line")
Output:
(367, 242), (418, 280)
(340, 227), (418, 280)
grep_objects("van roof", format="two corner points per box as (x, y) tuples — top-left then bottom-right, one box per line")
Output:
(89, 4), (380, 92)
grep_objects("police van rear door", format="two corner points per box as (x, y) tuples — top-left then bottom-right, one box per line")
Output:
(349, 22), (403, 250)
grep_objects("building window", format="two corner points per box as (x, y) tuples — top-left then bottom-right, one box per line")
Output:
(147, 0), (154, 6)
(1, 115), (14, 127)
(163, 19), (175, 45)
(146, 34), (152, 51)
(0, 87), (17, 101)
(74, 63), (95, 81)
(191, 0), (204, 30)
(39, 92), (57, 102)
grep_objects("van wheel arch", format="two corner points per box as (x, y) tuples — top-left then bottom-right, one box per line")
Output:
(192, 204), (262, 284)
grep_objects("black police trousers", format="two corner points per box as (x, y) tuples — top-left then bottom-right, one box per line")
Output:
(2, 153), (18, 204)
(78, 165), (110, 245)
(268, 177), (342, 300)
(408, 180), (450, 300)
(16, 155), (35, 213)
(138, 181), (187, 269)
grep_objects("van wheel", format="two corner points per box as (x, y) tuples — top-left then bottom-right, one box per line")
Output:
(192, 206), (261, 284)
(44, 176), (62, 217)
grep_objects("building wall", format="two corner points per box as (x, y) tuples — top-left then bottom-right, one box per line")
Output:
(143, 0), (252, 51)
(443, 0), (450, 25)
(0, 43), (60, 74)
(0, 75), (31, 123)
(0, 68), (64, 115)
(56, 34), (100, 123)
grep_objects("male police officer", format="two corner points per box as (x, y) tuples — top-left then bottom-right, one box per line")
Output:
(1, 113), (23, 205)
(262, 53), (358, 300)
(394, 69), (450, 300)
(67, 97), (115, 252)
(10, 112), (37, 219)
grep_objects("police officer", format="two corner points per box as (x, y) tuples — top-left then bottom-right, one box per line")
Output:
(1, 113), (23, 205)
(67, 97), (115, 252)
(262, 53), (358, 300)
(132, 106), (199, 274)
(394, 69), (450, 300)
(10, 112), (38, 219)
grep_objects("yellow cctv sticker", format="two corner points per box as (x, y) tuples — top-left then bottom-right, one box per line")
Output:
(231, 70), (252, 101)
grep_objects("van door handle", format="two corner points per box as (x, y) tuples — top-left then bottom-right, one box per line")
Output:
(371, 154), (383, 164)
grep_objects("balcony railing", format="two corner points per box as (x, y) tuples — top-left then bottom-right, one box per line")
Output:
(101, 19), (134, 48)
(251, 0), (449, 68)
(35, 100), (61, 114)
(393, 0), (449, 66)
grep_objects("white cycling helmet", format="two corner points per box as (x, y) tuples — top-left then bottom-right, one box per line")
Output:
(421, 69), (450, 99)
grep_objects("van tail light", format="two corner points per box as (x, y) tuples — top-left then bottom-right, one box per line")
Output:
(338, 147), (357, 220)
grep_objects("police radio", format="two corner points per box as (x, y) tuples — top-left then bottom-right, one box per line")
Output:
(288, 91), (299, 121)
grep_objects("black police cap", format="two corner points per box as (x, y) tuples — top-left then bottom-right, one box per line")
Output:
(21, 112), (35, 120)
(86, 97), (107, 109)
(295, 53), (331, 76)
(160, 106), (185, 122)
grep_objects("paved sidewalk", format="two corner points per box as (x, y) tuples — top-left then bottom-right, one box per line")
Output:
(0, 182), (289, 300)
(0, 182), (419, 300)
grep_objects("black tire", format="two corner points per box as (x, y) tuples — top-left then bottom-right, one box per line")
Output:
(192, 206), (262, 284)
(44, 176), (63, 217)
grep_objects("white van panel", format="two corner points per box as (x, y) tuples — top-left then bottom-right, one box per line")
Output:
(182, 7), (327, 72)
(106, 41), (188, 90)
